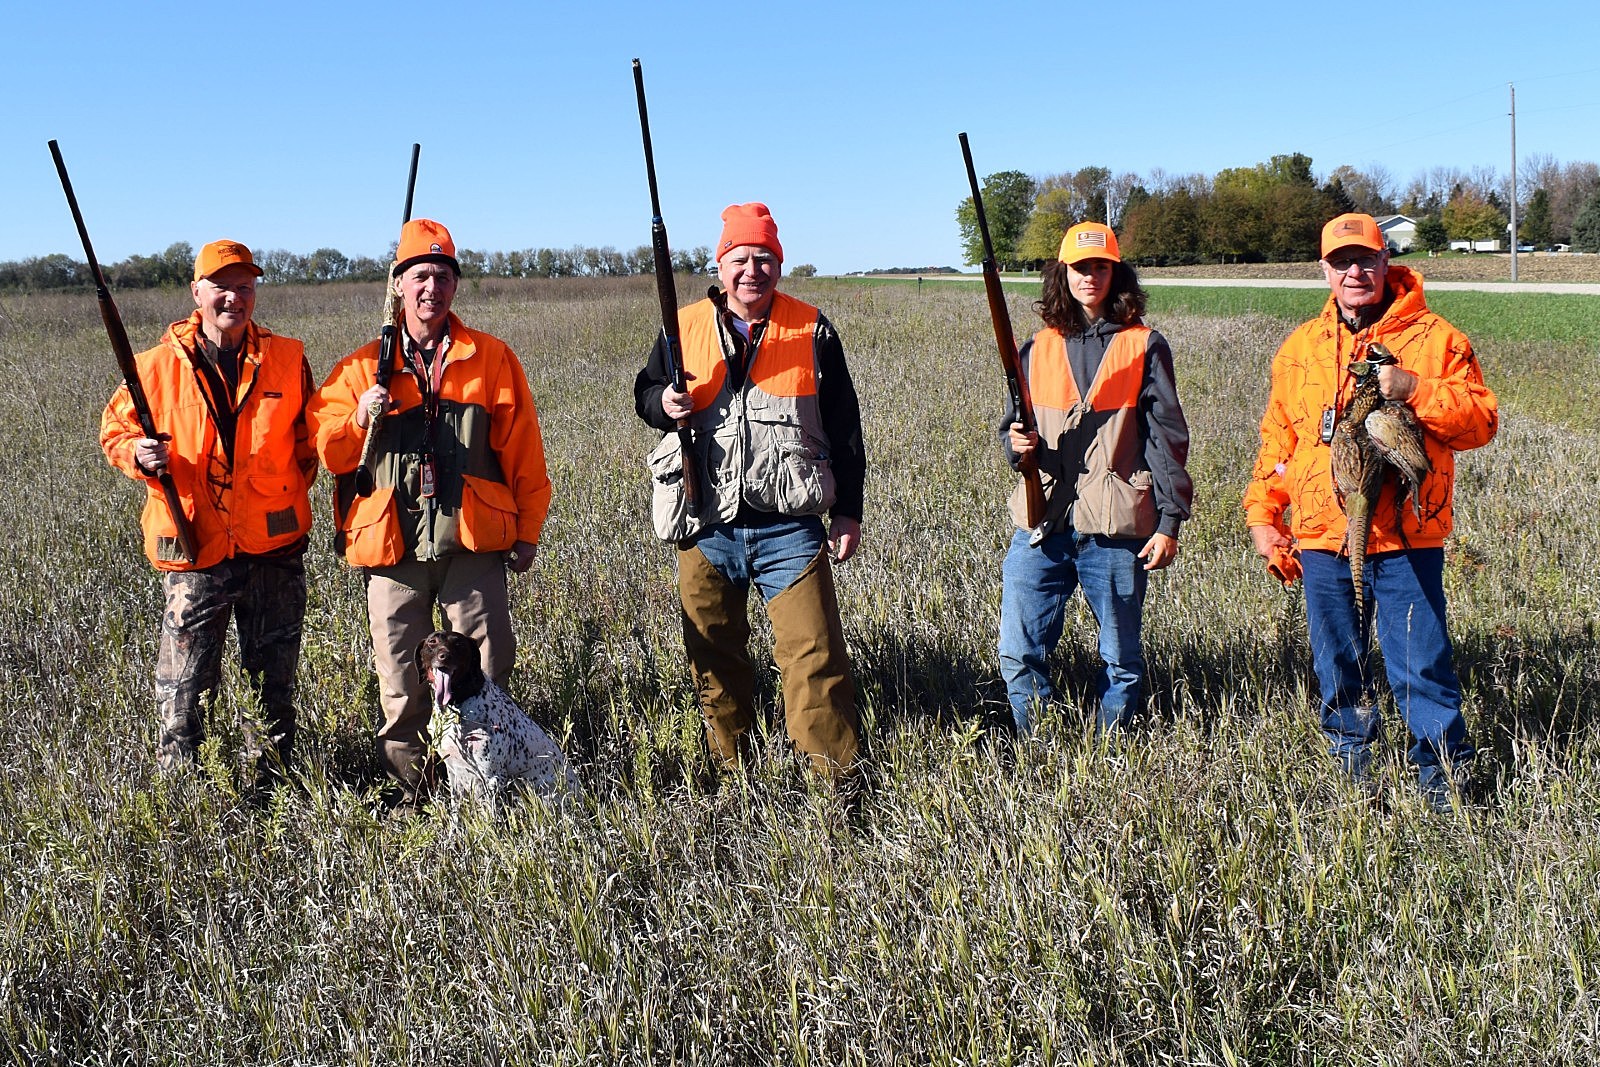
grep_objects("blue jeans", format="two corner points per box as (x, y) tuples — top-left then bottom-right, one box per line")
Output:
(1300, 547), (1474, 791)
(999, 528), (1148, 735)
(685, 513), (826, 599)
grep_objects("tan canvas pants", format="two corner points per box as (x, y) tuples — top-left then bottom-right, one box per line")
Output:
(365, 551), (514, 794)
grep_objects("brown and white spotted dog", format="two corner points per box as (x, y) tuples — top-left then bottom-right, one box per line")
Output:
(417, 630), (581, 806)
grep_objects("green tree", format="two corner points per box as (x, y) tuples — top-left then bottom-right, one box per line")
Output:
(305, 247), (350, 282)
(1015, 186), (1075, 266)
(788, 264), (818, 278)
(1571, 189), (1600, 252)
(159, 242), (195, 286)
(1266, 182), (1326, 261)
(1521, 188), (1554, 248)
(1322, 177), (1356, 216)
(957, 170), (1037, 269)
(1199, 186), (1261, 262)
(1268, 152), (1316, 186)
(1414, 215), (1449, 253)
(1121, 190), (1201, 265)
(1441, 191), (1506, 245)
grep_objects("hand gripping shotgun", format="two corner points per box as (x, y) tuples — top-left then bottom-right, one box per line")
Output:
(351, 142), (422, 499)
(50, 139), (199, 564)
(960, 132), (1046, 530)
(632, 59), (702, 517)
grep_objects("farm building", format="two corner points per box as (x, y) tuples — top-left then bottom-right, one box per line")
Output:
(1375, 214), (1417, 252)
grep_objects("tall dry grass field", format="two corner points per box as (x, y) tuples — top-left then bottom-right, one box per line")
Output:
(1, 276), (1596, 1065)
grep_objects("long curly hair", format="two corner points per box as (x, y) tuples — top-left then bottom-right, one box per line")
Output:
(1035, 259), (1148, 335)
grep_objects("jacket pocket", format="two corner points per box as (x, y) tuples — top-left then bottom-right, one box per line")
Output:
(246, 473), (311, 547)
(459, 474), (517, 553)
(345, 484), (404, 567)
(648, 432), (694, 542)
(1075, 469), (1156, 539)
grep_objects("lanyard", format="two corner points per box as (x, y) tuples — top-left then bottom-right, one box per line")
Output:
(404, 336), (450, 447)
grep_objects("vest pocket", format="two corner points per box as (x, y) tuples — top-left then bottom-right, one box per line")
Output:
(745, 412), (834, 517)
(647, 433), (693, 542)
(459, 474), (517, 552)
(1076, 469), (1156, 539)
(345, 484), (404, 567)
(774, 438), (835, 515)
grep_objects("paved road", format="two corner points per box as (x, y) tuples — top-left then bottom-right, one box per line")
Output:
(897, 274), (1600, 295)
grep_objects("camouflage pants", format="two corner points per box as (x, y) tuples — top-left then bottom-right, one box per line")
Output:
(155, 553), (307, 772)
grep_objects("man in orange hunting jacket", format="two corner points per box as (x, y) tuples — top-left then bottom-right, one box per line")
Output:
(101, 240), (316, 780)
(1244, 213), (1498, 811)
(308, 219), (551, 804)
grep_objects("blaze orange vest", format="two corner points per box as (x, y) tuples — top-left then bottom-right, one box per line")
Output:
(1015, 326), (1157, 537)
(679, 292), (819, 409)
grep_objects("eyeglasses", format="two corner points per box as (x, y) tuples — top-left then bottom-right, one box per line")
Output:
(1325, 252), (1382, 274)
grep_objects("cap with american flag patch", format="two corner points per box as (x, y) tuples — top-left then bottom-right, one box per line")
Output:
(1058, 222), (1121, 264)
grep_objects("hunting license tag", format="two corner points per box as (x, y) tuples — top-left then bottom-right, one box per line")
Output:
(420, 459), (437, 499)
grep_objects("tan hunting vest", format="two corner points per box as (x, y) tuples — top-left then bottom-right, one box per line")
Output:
(648, 291), (835, 541)
(1013, 325), (1157, 539)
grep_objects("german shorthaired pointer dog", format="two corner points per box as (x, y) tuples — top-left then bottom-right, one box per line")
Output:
(417, 630), (580, 807)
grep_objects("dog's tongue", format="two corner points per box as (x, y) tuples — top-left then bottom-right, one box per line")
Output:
(432, 668), (452, 708)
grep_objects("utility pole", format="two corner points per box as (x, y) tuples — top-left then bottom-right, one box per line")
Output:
(1510, 82), (1519, 282)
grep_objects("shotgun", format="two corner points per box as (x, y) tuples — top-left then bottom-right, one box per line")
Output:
(960, 132), (1046, 529)
(632, 59), (701, 517)
(49, 139), (199, 565)
(352, 142), (422, 498)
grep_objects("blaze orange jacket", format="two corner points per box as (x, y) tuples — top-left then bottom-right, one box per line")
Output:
(100, 312), (316, 571)
(308, 313), (551, 569)
(1243, 264), (1498, 553)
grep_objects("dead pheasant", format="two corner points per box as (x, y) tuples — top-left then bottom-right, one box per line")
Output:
(1329, 342), (1432, 602)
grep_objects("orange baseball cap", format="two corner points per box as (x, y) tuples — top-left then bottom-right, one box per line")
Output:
(394, 218), (459, 276)
(1058, 222), (1121, 265)
(193, 240), (263, 281)
(1321, 213), (1385, 258)
(716, 203), (783, 262)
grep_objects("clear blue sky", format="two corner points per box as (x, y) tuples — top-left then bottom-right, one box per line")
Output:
(7, 0), (1598, 275)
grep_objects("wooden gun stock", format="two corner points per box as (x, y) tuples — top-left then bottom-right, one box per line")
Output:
(960, 132), (1046, 529)
(633, 59), (702, 516)
(50, 139), (199, 564)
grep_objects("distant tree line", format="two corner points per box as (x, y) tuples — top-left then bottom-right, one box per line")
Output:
(0, 241), (724, 293)
(958, 153), (1600, 266)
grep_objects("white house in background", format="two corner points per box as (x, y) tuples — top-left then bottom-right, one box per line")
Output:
(1375, 214), (1417, 252)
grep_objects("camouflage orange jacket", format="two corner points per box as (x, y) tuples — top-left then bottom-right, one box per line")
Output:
(101, 313), (316, 571)
(1242, 265), (1498, 554)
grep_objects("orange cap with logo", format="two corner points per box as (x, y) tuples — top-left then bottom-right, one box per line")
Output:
(1058, 222), (1121, 265)
(716, 203), (783, 262)
(193, 240), (263, 281)
(394, 219), (459, 276)
(1321, 213), (1386, 258)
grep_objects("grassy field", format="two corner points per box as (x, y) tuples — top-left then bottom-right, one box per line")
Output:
(1, 276), (1597, 1064)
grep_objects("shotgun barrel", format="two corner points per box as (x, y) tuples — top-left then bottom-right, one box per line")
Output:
(960, 132), (1046, 529)
(50, 139), (199, 564)
(632, 59), (701, 516)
